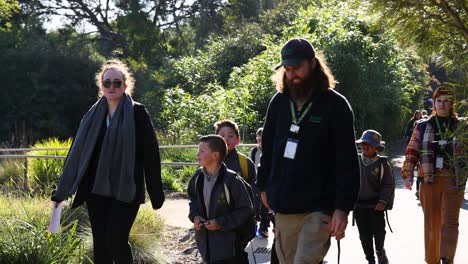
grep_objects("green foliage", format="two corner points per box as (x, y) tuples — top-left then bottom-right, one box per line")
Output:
(162, 166), (197, 192)
(0, 21), (100, 145)
(0, 196), (87, 264)
(160, 26), (266, 95)
(366, 0), (468, 73)
(451, 106), (468, 183)
(27, 138), (71, 193)
(159, 84), (256, 143)
(222, 0), (261, 25)
(0, 195), (166, 264)
(0, 0), (20, 29)
(0, 159), (24, 190)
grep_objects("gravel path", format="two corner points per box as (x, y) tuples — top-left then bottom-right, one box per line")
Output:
(159, 225), (202, 264)
(158, 191), (202, 263)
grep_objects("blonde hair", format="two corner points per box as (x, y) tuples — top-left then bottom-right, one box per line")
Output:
(271, 53), (336, 93)
(95, 59), (135, 97)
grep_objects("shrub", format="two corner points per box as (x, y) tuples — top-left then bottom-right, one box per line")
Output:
(0, 195), (87, 264)
(27, 138), (71, 193)
(0, 194), (167, 264)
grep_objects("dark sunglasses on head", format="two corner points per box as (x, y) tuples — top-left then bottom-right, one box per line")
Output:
(102, 79), (123, 89)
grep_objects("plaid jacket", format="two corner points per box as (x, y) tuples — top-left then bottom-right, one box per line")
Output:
(401, 116), (464, 184)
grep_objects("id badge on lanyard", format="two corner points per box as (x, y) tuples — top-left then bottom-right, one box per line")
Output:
(284, 101), (313, 160)
(284, 138), (299, 159)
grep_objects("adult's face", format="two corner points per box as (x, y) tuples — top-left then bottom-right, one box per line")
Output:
(434, 96), (452, 117)
(284, 59), (314, 89)
(102, 69), (127, 102)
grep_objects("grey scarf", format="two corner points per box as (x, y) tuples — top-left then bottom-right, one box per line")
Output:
(54, 94), (136, 203)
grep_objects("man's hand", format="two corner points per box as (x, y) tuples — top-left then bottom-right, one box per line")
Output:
(403, 178), (413, 190)
(204, 219), (221, 231)
(374, 202), (386, 211)
(330, 209), (348, 241)
(261, 192), (270, 209)
(194, 216), (206, 230)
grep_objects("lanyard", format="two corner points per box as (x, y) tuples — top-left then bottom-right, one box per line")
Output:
(289, 100), (313, 125)
(434, 116), (448, 140)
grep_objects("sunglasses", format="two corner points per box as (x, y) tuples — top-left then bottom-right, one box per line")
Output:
(102, 79), (123, 89)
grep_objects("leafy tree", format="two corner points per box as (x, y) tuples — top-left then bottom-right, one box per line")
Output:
(222, 0), (260, 25)
(0, 0), (20, 29)
(0, 16), (100, 145)
(366, 0), (467, 84)
(158, 24), (266, 95)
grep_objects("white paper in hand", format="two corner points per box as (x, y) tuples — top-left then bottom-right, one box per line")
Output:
(48, 202), (63, 233)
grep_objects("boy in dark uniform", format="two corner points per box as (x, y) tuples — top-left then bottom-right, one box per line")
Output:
(355, 130), (395, 264)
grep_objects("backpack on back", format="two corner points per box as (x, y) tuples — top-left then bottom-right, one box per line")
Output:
(224, 174), (256, 245)
(237, 152), (249, 180)
(193, 168), (256, 245)
(377, 157), (395, 210)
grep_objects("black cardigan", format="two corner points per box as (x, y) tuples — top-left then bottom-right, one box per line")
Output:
(71, 102), (165, 210)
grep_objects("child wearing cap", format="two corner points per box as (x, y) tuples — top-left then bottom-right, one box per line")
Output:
(355, 130), (395, 264)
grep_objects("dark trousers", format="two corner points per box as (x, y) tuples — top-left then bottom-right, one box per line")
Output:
(355, 207), (386, 263)
(416, 176), (423, 192)
(259, 204), (271, 231)
(209, 243), (249, 264)
(86, 194), (140, 264)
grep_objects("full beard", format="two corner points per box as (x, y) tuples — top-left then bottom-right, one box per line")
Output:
(286, 73), (316, 102)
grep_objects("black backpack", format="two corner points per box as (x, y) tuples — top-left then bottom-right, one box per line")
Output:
(193, 169), (256, 245)
(224, 174), (256, 245)
(377, 157), (395, 210)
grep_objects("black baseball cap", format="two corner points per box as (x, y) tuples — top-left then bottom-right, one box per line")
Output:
(275, 38), (316, 70)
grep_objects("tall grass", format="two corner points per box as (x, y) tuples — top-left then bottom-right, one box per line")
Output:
(0, 194), (166, 264)
(0, 195), (88, 264)
(27, 138), (71, 194)
(0, 159), (25, 192)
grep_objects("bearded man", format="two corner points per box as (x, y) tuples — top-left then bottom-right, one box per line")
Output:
(256, 38), (360, 264)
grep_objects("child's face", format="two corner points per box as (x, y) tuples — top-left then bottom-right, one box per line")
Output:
(360, 142), (377, 157)
(197, 142), (219, 167)
(217, 126), (240, 151)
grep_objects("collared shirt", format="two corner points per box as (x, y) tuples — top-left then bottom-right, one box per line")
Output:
(202, 165), (221, 216)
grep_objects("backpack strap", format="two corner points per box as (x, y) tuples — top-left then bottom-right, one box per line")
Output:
(238, 152), (249, 180)
(380, 162), (384, 181)
(224, 183), (230, 206)
(194, 168), (202, 190)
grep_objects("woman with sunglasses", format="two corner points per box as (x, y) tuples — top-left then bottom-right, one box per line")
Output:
(51, 59), (165, 263)
(401, 86), (466, 264)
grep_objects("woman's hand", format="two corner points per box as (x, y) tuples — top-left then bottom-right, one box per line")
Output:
(403, 178), (413, 190)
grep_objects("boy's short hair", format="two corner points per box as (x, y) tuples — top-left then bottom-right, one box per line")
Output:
(200, 135), (228, 161)
(214, 120), (240, 138)
(256, 127), (263, 136)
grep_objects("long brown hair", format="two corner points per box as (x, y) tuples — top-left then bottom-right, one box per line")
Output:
(271, 53), (336, 95)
